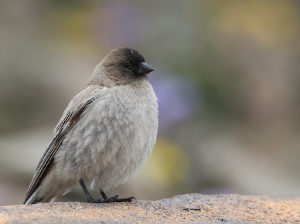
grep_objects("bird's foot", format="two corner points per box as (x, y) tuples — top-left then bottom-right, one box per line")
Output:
(79, 179), (135, 203)
(88, 195), (135, 203)
(115, 196), (136, 202)
(87, 195), (118, 203)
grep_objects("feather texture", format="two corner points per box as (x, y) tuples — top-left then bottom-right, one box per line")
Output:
(23, 47), (158, 204)
(24, 85), (100, 204)
(24, 81), (158, 204)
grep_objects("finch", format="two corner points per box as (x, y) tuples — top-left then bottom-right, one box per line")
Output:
(24, 47), (158, 204)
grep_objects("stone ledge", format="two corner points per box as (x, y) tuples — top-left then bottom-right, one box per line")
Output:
(1, 194), (299, 223)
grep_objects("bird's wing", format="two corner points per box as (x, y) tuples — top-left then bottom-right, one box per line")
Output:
(23, 84), (102, 204)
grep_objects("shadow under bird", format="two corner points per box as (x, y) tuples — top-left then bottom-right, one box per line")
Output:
(24, 47), (158, 204)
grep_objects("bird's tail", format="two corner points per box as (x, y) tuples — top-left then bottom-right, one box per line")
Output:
(23, 185), (42, 205)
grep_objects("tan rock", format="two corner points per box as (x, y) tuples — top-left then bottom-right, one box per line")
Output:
(0, 194), (300, 223)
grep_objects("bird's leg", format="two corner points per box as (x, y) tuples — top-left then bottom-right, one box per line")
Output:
(79, 179), (97, 203)
(99, 189), (136, 203)
(79, 179), (118, 203)
(79, 179), (135, 203)
(99, 189), (108, 200)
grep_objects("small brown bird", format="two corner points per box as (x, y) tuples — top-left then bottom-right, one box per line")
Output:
(24, 47), (158, 204)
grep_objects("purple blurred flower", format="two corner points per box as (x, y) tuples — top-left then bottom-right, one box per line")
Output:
(149, 68), (201, 133)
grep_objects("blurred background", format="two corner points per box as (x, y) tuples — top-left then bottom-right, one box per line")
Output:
(1, 0), (300, 206)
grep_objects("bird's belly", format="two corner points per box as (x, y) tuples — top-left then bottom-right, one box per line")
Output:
(85, 118), (152, 191)
(54, 93), (158, 191)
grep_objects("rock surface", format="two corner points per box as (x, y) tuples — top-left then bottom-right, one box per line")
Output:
(1, 194), (300, 223)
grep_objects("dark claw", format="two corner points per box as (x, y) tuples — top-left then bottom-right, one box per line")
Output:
(95, 195), (135, 203)
(99, 195), (119, 203)
(116, 196), (136, 202)
(87, 197), (98, 203)
(80, 179), (135, 203)
(89, 195), (135, 203)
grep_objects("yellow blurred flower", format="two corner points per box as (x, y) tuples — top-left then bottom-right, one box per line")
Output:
(142, 138), (189, 186)
(210, 0), (299, 48)
(47, 6), (105, 55)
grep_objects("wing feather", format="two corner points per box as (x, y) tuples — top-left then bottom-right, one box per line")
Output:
(23, 86), (100, 204)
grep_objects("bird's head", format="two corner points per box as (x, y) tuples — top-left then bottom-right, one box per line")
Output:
(91, 47), (154, 86)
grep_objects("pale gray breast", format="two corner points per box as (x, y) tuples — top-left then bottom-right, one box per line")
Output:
(54, 81), (158, 189)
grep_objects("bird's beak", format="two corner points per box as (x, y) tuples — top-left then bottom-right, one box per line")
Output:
(137, 62), (154, 76)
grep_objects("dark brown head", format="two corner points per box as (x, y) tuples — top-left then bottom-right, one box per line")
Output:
(91, 47), (154, 86)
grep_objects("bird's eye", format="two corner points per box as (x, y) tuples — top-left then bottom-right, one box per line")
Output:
(124, 63), (129, 68)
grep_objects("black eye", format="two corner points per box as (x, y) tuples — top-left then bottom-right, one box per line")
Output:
(124, 63), (129, 68)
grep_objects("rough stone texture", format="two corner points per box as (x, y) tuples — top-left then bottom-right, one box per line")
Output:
(1, 194), (300, 223)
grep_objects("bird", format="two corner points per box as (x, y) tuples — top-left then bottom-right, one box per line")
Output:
(23, 47), (158, 204)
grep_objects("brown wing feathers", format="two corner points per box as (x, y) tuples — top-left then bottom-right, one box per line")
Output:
(23, 98), (97, 204)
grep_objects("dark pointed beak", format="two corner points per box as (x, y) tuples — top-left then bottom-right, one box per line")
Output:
(137, 62), (154, 76)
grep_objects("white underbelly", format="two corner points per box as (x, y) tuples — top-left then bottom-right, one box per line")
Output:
(54, 85), (158, 191)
